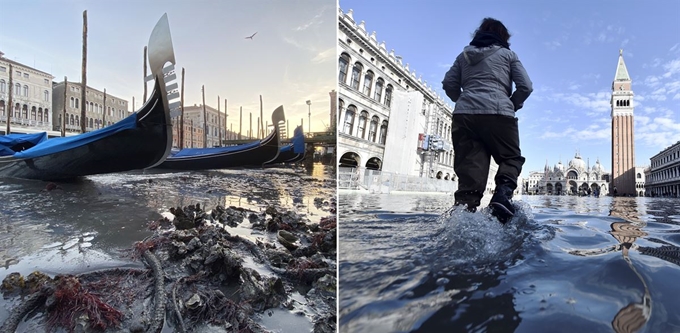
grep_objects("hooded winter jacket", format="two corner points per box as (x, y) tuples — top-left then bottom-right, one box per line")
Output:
(442, 44), (532, 117)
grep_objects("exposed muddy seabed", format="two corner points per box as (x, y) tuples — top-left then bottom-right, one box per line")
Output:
(0, 164), (337, 333)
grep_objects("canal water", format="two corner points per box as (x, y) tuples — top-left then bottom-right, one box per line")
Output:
(338, 192), (680, 333)
(0, 163), (336, 332)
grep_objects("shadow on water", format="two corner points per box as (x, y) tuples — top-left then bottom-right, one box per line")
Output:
(339, 193), (680, 333)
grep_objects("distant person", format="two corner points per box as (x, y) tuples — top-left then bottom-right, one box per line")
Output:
(442, 17), (533, 224)
(613, 186), (618, 197)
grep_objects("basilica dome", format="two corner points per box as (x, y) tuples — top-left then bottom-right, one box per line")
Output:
(568, 153), (586, 171)
(592, 158), (605, 173)
(554, 161), (565, 173)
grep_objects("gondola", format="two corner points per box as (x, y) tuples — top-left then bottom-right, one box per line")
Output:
(155, 106), (285, 170)
(265, 125), (305, 165)
(0, 14), (179, 181)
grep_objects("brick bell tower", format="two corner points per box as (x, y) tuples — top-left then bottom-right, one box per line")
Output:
(610, 49), (635, 196)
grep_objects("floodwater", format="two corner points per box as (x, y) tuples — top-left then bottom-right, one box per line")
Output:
(338, 192), (680, 333)
(0, 163), (336, 332)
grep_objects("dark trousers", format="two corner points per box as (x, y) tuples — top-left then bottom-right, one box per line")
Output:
(451, 114), (525, 207)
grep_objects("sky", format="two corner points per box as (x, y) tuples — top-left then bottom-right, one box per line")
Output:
(0, 0), (336, 133)
(340, 0), (680, 177)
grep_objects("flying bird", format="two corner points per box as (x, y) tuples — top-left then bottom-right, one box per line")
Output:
(245, 32), (257, 40)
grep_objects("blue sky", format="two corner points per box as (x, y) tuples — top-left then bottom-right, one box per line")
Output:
(0, 0), (336, 133)
(340, 0), (680, 177)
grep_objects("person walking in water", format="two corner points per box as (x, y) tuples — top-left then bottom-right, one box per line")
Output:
(442, 17), (533, 224)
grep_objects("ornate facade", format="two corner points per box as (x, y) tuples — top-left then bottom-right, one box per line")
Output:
(645, 141), (680, 197)
(0, 52), (54, 133)
(525, 154), (610, 196)
(337, 8), (456, 182)
(52, 81), (129, 133)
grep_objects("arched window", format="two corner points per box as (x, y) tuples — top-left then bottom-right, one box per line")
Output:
(338, 99), (344, 125)
(374, 78), (384, 102)
(368, 116), (379, 142)
(380, 120), (387, 145)
(89, 118), (94, 128)
(75, 98), (79, 109)
(44, 90), (49, 101)
(90, 102), (94, 112)
(363, 71), (374, 96)
(339, 53), (350, 84)
(0, 100), (5, 116)
(23, 85), (28, 96)
(75, 115), (79, 127)
(95, 103), (99, 113)
(15, 83), (21, 95)
(357, 111), (368, 139)
(38, 108), (43, 122)
(31, 106), (36, 120)
(22, 104), (28, 118)
(0, 79), (5, 93)
(70, 114), (75, 125)
(70, 97), (75, 108)
(385, 85), (393, 107)
(350, 62), (363, 90)
(14, 103), (20, 117)
(343, 105), (356, 135)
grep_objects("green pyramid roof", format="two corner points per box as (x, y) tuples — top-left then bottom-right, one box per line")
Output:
(615, 49), (631, 81)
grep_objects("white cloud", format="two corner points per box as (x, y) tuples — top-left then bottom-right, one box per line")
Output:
(544, 40), (562, 50)
(311, 47), (335, 64)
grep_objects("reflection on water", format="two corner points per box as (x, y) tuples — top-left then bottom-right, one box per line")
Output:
(0, 163), (335, 330)
(339, 194), (680, 333)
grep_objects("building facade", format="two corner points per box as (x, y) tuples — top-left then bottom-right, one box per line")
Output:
(610, 50), (636, 196)
(0, 52), (54, 132)
(181, 104), (228, 148)
(52, 81), (129, 133)
(645, 141), (680, 197)
(337, 8), (456, 183)
(524, 154), (610, 196)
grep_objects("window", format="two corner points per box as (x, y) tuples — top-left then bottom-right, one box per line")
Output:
(44, 90), (49, 101)
(374, 78), (384, 102)
(343, 105), (356, 135)
(70, 97), (75, 108)
(75, 98), (79, 109)
(384, 85), (393, 107)
(338, 53), (349, 83)
(44, 79), (49, 85)
(379, 120), (388, 144)
(0, 66), (5, 72)
(23, 73), (29, 78)
(0, 80), (5, 93)
(350, 63), (363, 90)
(23, 85), (28, 96)
(357, 111), (368, 139)
(363, 71), (374, 96)
(15, 83), (21, 95)
(368, 116), (379, 142)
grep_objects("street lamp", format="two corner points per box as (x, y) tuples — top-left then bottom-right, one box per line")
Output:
(306, 100), (311, 134)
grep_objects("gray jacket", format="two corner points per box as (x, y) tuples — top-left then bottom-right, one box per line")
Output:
(442, 45), (532, 117)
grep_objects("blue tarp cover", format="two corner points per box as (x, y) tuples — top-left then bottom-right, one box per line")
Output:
(292, 126), (304, 153)
(171, 139), (260, 158)
(10, 113), (138, 159)
(0, 132), (49, 157)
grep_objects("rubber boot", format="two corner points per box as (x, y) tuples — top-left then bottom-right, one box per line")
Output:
(454, 191), (482, 213)
(490, 185), (515, 224)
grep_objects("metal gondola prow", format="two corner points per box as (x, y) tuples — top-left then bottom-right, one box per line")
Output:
(271, 105), (286, 143)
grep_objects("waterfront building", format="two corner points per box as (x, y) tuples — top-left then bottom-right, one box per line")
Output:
(645, 141), (680, 197)
(181, 104), (228, 148)
(524, 154), (610, 196)
(337, 8), (456, 185)
(0, 52), (54, 132)
(610, 50), (636, 196)
(635, 166), (647, 197)
(52, 81), (129, 133)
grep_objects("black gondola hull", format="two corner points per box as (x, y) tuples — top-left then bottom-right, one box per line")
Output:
(0, 83), (172, 181)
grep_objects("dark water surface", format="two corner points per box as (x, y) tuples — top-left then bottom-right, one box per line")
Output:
(338, 193), (680, 333)
(0, 163), (336, 332)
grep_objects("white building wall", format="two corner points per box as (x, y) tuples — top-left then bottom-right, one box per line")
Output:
(382, 89), (424, 176)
